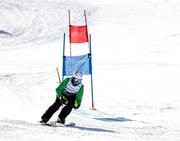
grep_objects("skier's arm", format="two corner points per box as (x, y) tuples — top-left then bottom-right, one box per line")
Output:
(74, 85), (84, 109)
(56, 78), (69, 98)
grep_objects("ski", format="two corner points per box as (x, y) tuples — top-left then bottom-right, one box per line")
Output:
(40, 121), (75, 127)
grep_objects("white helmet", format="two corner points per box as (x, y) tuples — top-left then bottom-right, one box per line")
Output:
(72, 71), (83, 80)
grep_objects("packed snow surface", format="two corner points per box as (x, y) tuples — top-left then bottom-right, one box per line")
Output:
(1, 0), (180, 140)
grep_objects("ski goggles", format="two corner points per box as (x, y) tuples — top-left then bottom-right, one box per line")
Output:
(73, 77), (82, 83)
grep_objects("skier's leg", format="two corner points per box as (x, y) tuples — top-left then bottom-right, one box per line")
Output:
(58, 105), (73, 124)
(58, 95), (75, 124)
(41, 96), (62, 123)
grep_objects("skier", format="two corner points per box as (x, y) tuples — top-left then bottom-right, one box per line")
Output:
(40, 71), (84, 124)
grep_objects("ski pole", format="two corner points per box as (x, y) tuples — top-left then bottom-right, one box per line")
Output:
(56, 67), (61, 83)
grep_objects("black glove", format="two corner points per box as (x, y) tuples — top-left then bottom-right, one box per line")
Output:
(60, 91), (68, 104)
(73, 100), (80, 109)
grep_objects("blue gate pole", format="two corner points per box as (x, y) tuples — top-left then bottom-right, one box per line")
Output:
(62, 33), (66, 80)
(89, 34), (95, 109)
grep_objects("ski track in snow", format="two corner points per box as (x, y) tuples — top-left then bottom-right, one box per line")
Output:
(0, 116), (179, 141)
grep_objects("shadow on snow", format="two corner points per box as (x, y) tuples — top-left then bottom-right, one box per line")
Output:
(65, 125), (116, 133)
(94, 117), (132, 122)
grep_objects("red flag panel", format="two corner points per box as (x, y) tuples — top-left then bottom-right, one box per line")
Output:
(69, 25), (88, 43)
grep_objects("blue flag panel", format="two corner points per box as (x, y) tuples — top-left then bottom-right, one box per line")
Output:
(63, 53), (92, 76)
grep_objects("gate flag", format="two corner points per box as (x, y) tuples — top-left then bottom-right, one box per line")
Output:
(69, 25), (88, 43)
(63, 53), (91, 76)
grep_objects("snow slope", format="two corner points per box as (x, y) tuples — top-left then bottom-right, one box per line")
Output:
(1, 0), (180, 140)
